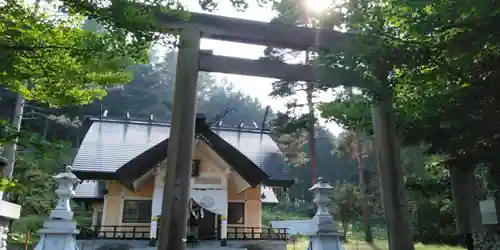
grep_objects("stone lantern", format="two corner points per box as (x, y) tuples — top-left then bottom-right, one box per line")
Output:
(34, 166), (80, 250)
(306, 177), (344, 250)
(50, 166), (80, 220)
(309, 177), (336, 232)
(0, 156), (21, 250)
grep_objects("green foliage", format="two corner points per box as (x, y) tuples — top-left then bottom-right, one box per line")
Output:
(60, 0), (276, 52)
(60, 0), (185, 45)
(329, 182), (365, 238)
(404, 153), (457, 244)
(262, 204), (310, 226)
(73, 202), (94, 226)
(335, 130), (372, 158)
(0, 177), (17, 192)
(1, 1), (149, 107)
(8, 232), (37, 247)
(270, 112), (309, 166)
(289, 237), (463, 250)
(319, 91), (372, 135)
(4, 137), (74, 215)
(317, 0), (500, 168)
(328, 137), (458, 244)
(11, 215), (45, 235)
(264, 0), (337, 166)
(312, 0), (500, 243)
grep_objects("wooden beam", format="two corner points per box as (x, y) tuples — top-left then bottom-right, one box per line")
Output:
(167, 28), (200, 250)
(199, 51), (314, 81)
(198, 51), (376, 90)
(450, 166), (484, 236)
(155, 11), (354, 51)
(157, 28), (201, 250)
(371, 98), (415, 250)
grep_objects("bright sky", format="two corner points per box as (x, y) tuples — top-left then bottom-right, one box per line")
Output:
(182, 0), (343, 136)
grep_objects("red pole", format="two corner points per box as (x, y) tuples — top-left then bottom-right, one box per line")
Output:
(357, 152), (369, 226)
(310, 140), (317, 184)
(25, 228), (31, 250)
(356, 142), (373, 243)
(308, 111), (316, 185)
(304, 48), (316, 185)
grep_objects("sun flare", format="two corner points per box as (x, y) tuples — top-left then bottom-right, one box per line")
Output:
(304, 0), (331, 13)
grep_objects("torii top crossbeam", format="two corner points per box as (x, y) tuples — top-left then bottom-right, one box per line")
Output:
(150, 9), (368, 89)
(154, 11), (354, 51)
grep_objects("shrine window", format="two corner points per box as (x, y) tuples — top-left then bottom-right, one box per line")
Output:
(227, 202), (245, 224)
(122, 200), (152, 223)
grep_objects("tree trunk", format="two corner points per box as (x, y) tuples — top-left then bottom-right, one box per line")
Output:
(342, 220), (349, 240)
(42, 117), (49, 139)
(449, 161), (483, 250)
(2, 90), (25, 181)
(305, 50), (317, 184)
(2, 0), (41, 197)
(355, 144), (373, 243)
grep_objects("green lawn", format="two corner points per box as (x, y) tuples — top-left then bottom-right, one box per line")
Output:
(263, 207), (464, 250)
(287, 239), (465, 250)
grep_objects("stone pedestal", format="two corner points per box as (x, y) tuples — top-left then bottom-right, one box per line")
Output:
(310, 233), (345, 250)
(0, 200), (21, 250)
(35, 220), (80, 250)
(34, 166), (80, 250)
(306, 177), (345, 250)
(0, 218), (10, 250)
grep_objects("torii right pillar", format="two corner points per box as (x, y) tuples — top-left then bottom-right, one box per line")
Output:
(449, 162), (483, 250)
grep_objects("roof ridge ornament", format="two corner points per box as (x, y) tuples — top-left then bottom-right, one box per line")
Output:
(237, 121), (244, 129)
(260, 105), (270, 134)
(208, 108), (234, 127)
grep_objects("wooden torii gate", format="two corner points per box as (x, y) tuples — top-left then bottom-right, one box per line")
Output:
(154, 11), (414, 250)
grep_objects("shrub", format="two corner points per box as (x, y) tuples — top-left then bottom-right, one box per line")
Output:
(11, 215), (45, 234)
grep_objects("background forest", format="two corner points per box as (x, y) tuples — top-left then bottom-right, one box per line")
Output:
(4, 0), (500, 249)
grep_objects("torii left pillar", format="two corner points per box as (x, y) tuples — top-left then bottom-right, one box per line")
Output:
(158, 28), (201, 250)
(34, 166), (80, 250)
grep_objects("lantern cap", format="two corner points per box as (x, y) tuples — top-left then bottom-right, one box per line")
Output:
(309, 177), (333, 191)
(52, 165), (80, 184)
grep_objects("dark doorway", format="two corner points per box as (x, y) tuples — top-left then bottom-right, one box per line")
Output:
(198, 209), (216, 240)
(216, 215), (221, 239)
(96, 211), (103, 226)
